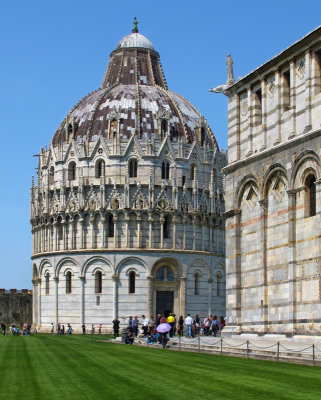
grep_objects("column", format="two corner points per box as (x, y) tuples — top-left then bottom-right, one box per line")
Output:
(275, 69), (282, 145)
(172, 217), (176, 249)
(32, 280), (38, 324)
(305, 50), (312, 131)
(209, 222), (213, 252)
(261, 78), (267, 150)
(207, 278), (213, 316)
(112, 274), (118, 319)
(53, 277), (59, 324)
(201, 220), (205, 251)
(53, 222), (58, 251)
(113, 215), (118, 248)
(147, 275), (153, 317)
(180, 277), (187, 317)
(192, 219), (196, 250)
(247, 87), (253, 156)
(80, 218), (84, 249)
(90, 217), (95, 249)
(80, 276), (85, 326)
(125, 214), (129, 248)
(160, 216), (164, 248)
(289, 60), (296, 138)
(101, 217), (105, 248)
(235, 93), (241, 160)
(183, 218), (187, 250)
(148, 214), (153, 248)
(62, 220), (66, 251)
(37, 278), (41, 326)
(71, 219), (75, 250)
(137, 214), (141, 248)
(287, 189), (297, 334)
(259, 199), (268, 332)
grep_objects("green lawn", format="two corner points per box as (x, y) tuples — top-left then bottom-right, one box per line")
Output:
(0, 334), (320, 400)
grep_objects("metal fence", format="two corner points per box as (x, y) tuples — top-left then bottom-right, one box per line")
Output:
(133, 336), (321, 366)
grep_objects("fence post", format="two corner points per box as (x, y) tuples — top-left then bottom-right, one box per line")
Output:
(277, 342), (280, 361)
(220, 337), (223, 356)
(312, 344), (315, 366)
(198, 336), (201, 352)
(246, 340), (249, 358)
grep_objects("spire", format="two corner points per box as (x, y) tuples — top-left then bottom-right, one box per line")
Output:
(132, 17), (139, 33)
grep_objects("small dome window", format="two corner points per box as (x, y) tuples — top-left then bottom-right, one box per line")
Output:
(129, 160), (137, 178)
(49, 166), (55, 186)
(161, 120), (168, 138)
(95, 159), (105, 178)
(156, 266), (174, 282)
(109, 119), (118, 139)
(161, 161), (170, 180)
(68, 161), (76, 181)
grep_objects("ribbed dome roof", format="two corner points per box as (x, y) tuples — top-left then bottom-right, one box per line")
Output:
(52, 26), (217, 149)
(116, 33), (155, 51)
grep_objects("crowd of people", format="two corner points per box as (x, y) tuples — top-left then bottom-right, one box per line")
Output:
(116, 313), (226, 346)
(1, 322), (34, 335)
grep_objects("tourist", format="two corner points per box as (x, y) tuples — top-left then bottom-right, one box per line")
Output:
(112, 318), (120, 339)
(204, 316), (211, 336)
(125, 329), (134, 345)
(156, 314), (161, 326)
(128, 316), (133, 332)
(26, 323), (30, 336)
(167, 313), (175, 337)
(82, 324), (86, 335)
(67, 323), (72, 335)
(194, 314), (200, 334)
(141, 315), (149, 336)
(56, 323), (61, 335)
(50, 323), (54, 335)
(98, 324), (102, 335)
(177, 316), (184, 336)
(132, 316), (139, 337)
(91, 324), (95, 335)
(184, 313), (193, 338)
(219, 316), (225, 331)
(61, 324), (65, 335)
(148, 316), (155, 330)
(1, 322), (6, 336)
(160, 314), (166, 324)
(211, 315), (220, 337)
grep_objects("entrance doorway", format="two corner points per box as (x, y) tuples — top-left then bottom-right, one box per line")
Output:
(156, 291), (173, 317)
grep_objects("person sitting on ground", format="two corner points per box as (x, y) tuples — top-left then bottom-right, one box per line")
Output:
(125, 329), (134, 345)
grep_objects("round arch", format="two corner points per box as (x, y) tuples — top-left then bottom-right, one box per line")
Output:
(151, 257), (183, 278)
(116, 256), (148, 276)
(186, 259), (211, 279)
(39, 259), (53, 277)
(55, 257), (79, 277)
(236, 174), (260, 209)
(261, 164), (288, 199)
(82, 256), (112, 276)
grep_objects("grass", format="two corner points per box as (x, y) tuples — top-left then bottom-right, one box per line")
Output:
(0, 334), (320, 400)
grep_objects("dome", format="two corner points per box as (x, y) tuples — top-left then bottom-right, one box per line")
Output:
(52, 26), (217, 150)
(116, 33), (155, 50)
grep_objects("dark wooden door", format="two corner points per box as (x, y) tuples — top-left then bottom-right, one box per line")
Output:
(156, 291), (173, 317)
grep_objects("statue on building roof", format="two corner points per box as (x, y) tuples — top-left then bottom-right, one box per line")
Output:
(226, 54), (235, 86)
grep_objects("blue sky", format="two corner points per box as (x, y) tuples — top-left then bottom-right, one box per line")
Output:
(1, 0), (320, 288)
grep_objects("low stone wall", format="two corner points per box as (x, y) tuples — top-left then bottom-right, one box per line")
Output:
(0, 290), (32, 325)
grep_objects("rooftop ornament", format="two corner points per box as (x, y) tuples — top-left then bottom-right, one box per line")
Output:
(209, 54), (235, 94)
(132, 17), (139, 33)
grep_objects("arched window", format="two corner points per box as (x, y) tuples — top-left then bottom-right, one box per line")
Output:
(129, 160), (137, 178)
(95, 271), (102, 294)
(49, 166), (55, 185)
(95, 160), (105, 178)
(68, 161), (76, 181)
(156, 266), (175, 282)
(163, 215), (170, 239)
(161, 161), (170, 180)
(45, 272), (50, 295)
(66, 271), (72, 294)
(129, 271), (136, 294)
(109, 119), (118, 138)
(161, 120), (168, 138)
(191, 165), (196, 181)
(305, 174), (316, 217)
(108, 214), (114, 237)
(194, 272), (200, 295)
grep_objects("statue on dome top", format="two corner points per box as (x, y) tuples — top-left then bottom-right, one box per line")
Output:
(132, 17), (139, 33)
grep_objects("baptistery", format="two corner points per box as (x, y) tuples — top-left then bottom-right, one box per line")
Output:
(31, 22), (226, 331)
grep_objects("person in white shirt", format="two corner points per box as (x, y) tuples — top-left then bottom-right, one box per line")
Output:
(50, 323), (54, 335)
(141, 315), (149, 336)
(184, 313), (193, 338)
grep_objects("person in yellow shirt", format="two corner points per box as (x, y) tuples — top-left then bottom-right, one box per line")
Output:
(167, 313), (175, 337)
